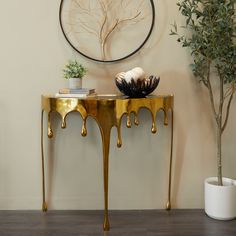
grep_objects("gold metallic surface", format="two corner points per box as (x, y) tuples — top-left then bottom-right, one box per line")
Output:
(41, 95), (174, 231)
(166, 108), (174, 211)
(41, 110), (47, 212)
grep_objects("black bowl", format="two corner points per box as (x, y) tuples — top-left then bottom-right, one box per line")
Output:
(115, 76), (160, 98)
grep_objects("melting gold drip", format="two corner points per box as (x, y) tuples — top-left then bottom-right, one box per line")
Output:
(151, 123), (157, 134)
(126, 114), (131, 128)
(166, 201), (171, 210)
(151, 112), (157, 134)
(81, 119), (87, 137)
(47, 127), (53, 138)
(134, 113), (139, 126)
(116, 126), (122, 148)
(61, 118), (66, 129)
(164, 111), (169, 126)
(47, 114), (53, 138)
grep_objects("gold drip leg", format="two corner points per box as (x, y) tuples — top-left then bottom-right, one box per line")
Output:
(41, 110), (47, 212)
(166, 108), (174, 211)
(101, 129), (111, 231)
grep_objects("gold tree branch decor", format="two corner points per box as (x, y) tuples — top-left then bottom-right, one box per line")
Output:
(59, 0), (155, 62)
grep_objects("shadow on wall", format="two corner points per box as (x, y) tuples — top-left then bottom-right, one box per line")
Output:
(0, 102), (10, 208)
(45, 111), (103, 209)
(141, 0), (169, 56)
(45, 112), (61, 209)
(159, 69), (214, 208)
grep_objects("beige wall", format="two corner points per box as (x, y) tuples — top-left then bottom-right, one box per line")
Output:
(0, 0), (235, 210)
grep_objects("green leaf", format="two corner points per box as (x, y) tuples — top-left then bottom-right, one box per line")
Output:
(63, 60), (87, 79)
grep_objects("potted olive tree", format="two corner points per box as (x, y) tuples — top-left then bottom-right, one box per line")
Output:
(171, 0), (236, 220)
(63, 60), (87, 89)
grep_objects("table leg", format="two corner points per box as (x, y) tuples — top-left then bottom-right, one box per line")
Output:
(101, 129), (111, 231)
(41, 110), (47, 212)
(166, 108), (174, 210)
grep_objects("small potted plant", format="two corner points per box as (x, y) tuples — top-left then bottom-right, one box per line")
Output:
(171, 0), (236, 220)
(63, 60), (87, 89)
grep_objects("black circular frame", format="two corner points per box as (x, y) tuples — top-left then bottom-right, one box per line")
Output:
(59, 0), (155, 63)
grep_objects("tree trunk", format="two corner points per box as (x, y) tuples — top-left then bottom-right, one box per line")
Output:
(216, 122), (223, 186)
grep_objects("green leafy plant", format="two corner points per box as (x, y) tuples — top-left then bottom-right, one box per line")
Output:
(63, 60), (87, 79)
(171, 0), (236, 185)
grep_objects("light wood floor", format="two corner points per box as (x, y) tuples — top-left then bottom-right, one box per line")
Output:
(0, 210), (235, 236)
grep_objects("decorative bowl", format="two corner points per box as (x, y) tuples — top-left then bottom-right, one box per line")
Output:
(115, 76), (160, 98)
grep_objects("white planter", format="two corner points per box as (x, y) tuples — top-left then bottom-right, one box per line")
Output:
(205, 177), (236, 220)
(68, 78), (82, 89)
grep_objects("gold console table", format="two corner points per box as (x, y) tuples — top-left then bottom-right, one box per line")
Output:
(41, 95), (174, 231)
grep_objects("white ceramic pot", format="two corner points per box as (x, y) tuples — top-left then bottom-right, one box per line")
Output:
(205, 177), (236, 220)
(68, 78), (82, 89)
